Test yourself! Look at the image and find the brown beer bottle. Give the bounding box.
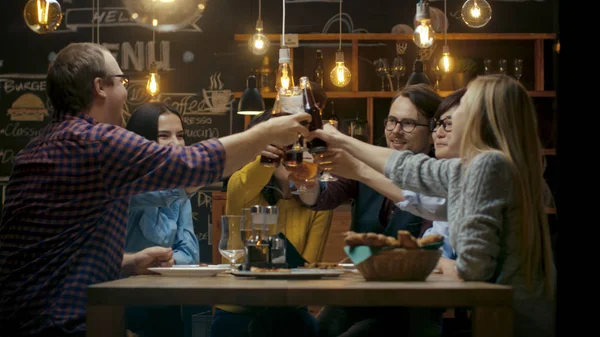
[299,77,327,154]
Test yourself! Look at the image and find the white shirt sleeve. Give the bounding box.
[395,190,448,221]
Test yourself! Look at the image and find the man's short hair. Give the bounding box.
[47,42,111,118]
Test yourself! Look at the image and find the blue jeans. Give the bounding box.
[211,307,318,337]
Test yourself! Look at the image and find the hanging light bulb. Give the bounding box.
[249,19,270,55]
[439,0,453,73]
[330,51,351,88]
[329,0,351,87]
[461,0,492,28]
[147,62,160,98]
[413,0,435,48]
[276,47,294,90]
[439,45,454,73]
[24,0,63,34]
[248,0,270,55]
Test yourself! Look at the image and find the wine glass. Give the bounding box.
[391,54,406,91]
[484,59,493,75]
[513,58,523,82]
[219,215,246,272]
[318,120,339,182]
[373,58,389,91]
[498,59,507,76]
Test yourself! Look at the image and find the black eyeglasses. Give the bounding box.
[430,116,453,132]
[384,117,429,133]
[108,74,130,88]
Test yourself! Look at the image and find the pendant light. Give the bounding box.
[249,0,270,55]
[276,0,293,91]
[438,0,454,73]
[413,0,435,49]
[147,3,160,99]
[238,75,265,115]
[330,0,351,88]
[24,0,63,34]
[461,0,492,28]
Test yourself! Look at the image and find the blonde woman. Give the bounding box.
[311,75,556,337]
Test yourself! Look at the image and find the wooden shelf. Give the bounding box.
[234,91,556,99]
[234,33,556,42]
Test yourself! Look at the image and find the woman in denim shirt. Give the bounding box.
[124,102,200,337]
[124,102,200,265]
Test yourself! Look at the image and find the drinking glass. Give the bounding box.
[319,120,339,182]
[219,215,246,272]
[292,151,322,195]
[391,54,406,91]
[374,58,389,91]
[484,59,493,75]
[498,59,507,75]
[514,58,523,82]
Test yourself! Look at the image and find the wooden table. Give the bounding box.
[87,273,513,337]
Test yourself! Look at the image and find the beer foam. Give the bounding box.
[279,94,304,114]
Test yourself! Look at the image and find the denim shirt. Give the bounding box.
[395,190,456,259]
[126,189,200,264]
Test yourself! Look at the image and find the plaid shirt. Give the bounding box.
[0,114,225,335]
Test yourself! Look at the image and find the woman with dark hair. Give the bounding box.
[125,102,200,265]
[124,102,200,337]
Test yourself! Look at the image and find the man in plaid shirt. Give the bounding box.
[0,43,311,337]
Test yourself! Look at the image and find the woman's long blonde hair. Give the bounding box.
[460,75,554,296]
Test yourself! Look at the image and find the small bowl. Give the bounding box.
[355,248,441,281]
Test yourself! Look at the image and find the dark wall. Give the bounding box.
[0,0,558,262]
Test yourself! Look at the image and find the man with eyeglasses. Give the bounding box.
[0,42,311,337]
[299,84,443,337]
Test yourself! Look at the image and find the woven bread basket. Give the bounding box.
[355,248,442,281]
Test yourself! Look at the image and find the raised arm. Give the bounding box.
[298,176,358,210]
[454,152,509,282]
[383,150,460,198]
[100,112,311,198]
[395,190,448,221]
[225,156,276,214]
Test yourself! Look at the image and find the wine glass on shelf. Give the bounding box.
[219,215,246,272]
[513,58,523,82]
[391,54,406,91]
[484,59,493,75]
[374,58,389,91]
[498,59,507,76]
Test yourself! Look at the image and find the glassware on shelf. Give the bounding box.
[391,54,406,91]
[498,59,507,76]
[513,58,523,82]
[219,215,246,272]
[484,59,493,75]
[374,58,390,91]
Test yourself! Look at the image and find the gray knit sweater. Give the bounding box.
[385,150,556,337]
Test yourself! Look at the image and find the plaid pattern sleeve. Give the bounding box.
[0,115,226,336]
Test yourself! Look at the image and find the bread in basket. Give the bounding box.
[344,230,443,281]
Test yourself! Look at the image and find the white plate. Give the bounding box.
[232,268,344,279]
[337,263,356,269]
[148,266,227,277]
